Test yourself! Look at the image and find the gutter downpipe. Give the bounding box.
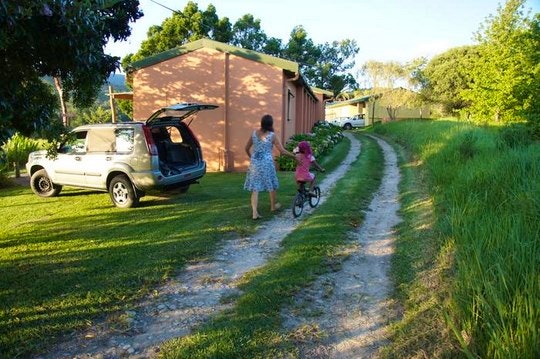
[284,71,300,143]
[224,52,231,172]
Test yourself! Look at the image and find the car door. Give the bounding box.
[52,130,89,185]
[83,127,119,189]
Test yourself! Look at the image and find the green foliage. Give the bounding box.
[72,105,113,126]
[421,46,480,116]
[1,0,142,139]
[231,14,267,51]
[375,119,540,358]
[1,133,44,173]
[464,0,539,123]
[117,99,133,120]
[293,37,360,94]
[277,122,344,171]
[127,1,232,63]
[0,78,58,141]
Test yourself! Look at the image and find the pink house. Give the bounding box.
[128,38,332,172]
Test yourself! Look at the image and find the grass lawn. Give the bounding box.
[0,137,350,357]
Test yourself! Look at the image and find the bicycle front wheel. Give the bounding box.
[292,193,304,218]
[309,186,321,207]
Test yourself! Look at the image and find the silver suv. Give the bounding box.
[26,103,217,208]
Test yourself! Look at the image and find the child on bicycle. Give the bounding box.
[294,141,325,196]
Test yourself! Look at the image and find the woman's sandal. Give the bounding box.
[271,203,282,212]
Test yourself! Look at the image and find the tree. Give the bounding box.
[308,40,359,95]
[421,46,480,116]
[231,14,268,52]
[463,0,539,123]
[262,37,284,57]
[282,26,320,72]
[361,60,421,121]
[125,2,232,64]
[283,26,358,94]
[1,0,142,140]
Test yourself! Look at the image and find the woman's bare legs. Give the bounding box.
[251,191,260,219]
[270,190,281,211]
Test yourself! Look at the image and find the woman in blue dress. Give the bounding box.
[244,114,296,219]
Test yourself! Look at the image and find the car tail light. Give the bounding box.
[142,125,158,155]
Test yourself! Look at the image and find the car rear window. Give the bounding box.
[115,128,134,153]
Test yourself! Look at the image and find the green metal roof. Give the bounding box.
[128,38,299,74]
[311,87,334,97]
[326,95,372,108]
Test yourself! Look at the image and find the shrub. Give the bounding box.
[277,122,343,171]
[1,133,44,177]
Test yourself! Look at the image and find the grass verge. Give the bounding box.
[373,119,539,358]
[158,134,385,358]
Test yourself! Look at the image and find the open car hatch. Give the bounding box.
[146,103,218,126]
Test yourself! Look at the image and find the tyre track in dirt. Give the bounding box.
[282,135,402,358]
[39,133,362,359]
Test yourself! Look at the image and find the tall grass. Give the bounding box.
[375,119,539,358]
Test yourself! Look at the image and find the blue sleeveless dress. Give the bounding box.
[244,131,279,192]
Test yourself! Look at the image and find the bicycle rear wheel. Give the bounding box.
[309,186,321,207]
[292,193,304,217]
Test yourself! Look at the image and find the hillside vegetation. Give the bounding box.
[374,119,539,358]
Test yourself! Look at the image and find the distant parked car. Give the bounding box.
[327,114,365,130]
[26,103,218,208]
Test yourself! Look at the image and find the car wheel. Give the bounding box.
[343,123,352,130]
[109,175,140,208]
[30,169,62,197]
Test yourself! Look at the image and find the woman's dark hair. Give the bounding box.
[260,114,274,132]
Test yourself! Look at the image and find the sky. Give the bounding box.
[105,0,540,76]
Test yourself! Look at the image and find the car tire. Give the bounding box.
[30,169,62,197]
[109,174,140,208]
[343,123,352,130]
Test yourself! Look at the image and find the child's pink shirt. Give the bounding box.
[295,153,315,182]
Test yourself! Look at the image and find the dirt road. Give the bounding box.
[282,135,401,358]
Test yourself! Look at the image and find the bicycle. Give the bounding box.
[292,181,321,218]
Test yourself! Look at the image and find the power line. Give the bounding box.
[149,0,182,16]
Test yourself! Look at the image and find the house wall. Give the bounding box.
[291,86,324,136]
[133,48,285,172]
[370,102,430,121]
[326,103,366,120]
[326,100,429,125]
